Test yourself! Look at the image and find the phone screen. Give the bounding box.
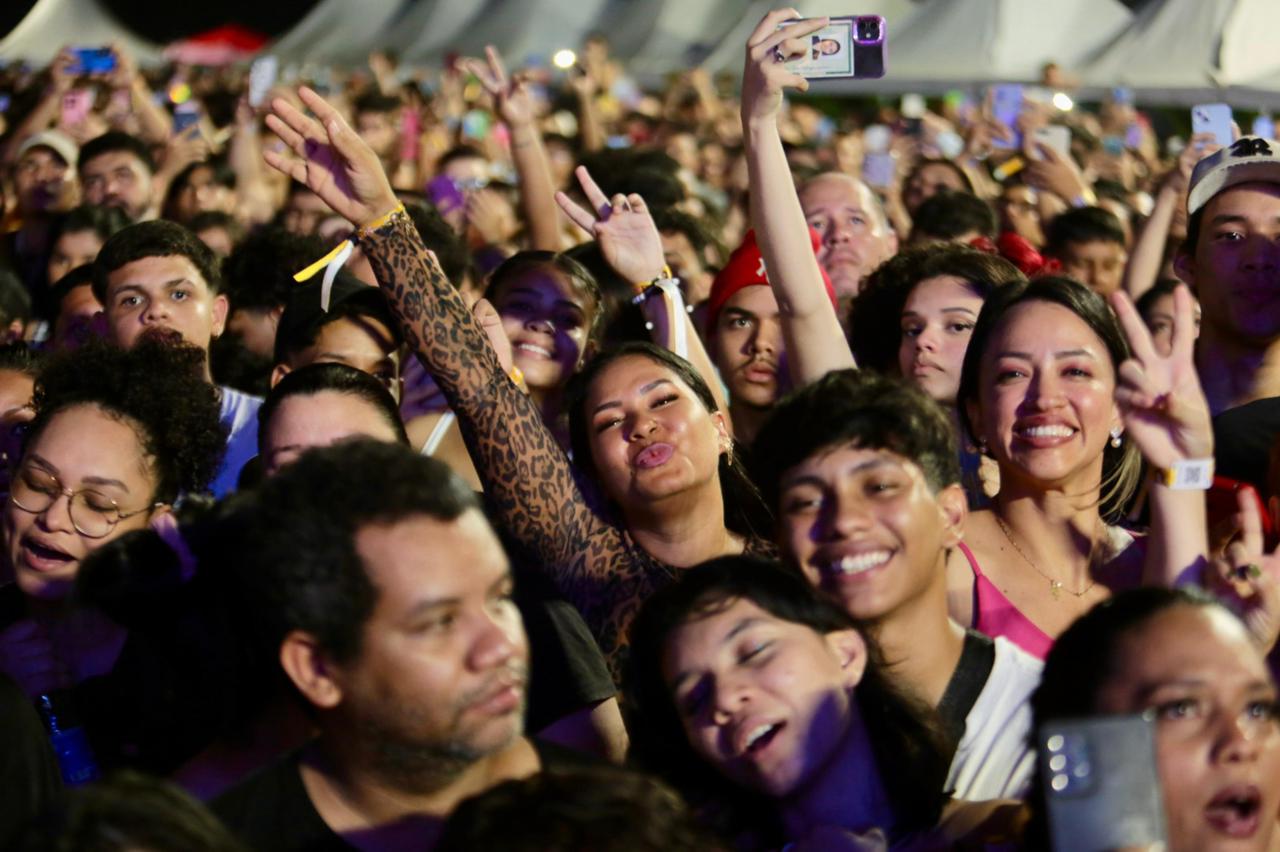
[1191,104,1234,147]
[781,16,885,80]
[72,47,116,75]
[991,84,1024,150]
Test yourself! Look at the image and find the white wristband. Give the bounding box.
[1155,458,1214,490]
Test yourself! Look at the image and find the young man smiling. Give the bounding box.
[753,369,1040,799]
[92,220,259,495]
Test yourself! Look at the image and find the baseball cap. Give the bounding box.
[273,271,399,365]
[1187,136,1280,216]
[17,130,78,168]
[705,228,837,335]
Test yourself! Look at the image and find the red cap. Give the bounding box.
[704,228,837,335]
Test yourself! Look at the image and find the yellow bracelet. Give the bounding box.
[508,366,525,387]
[633,265,673,294]
[355,203,407,240]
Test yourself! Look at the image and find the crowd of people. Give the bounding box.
[1,7,1280,850]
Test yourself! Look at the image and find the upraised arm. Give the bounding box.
[1111,285,1211,588]
[555,166,732,419]
[464,47,564,252]
[741,9,855,385]
[264,87,603,581]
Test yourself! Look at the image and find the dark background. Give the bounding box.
[1,0,318,44]
[2,0,1155,47]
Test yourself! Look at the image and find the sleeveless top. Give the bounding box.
[958,541,1054,660]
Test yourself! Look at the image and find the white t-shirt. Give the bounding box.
[211,386,262,497]
[946,635,1042,801]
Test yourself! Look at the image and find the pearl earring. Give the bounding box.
[1109,427,1123,448]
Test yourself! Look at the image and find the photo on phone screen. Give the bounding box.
[782,15,885,80]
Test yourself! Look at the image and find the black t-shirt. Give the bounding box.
[0,672,62,847]
[1213,397,1280,493]
[212,739,596,851]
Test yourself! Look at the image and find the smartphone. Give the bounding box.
[1191,103,1234,147]
[248,55,278,109]
[901,93,925,137]
[1111,86,1135,106]
[70,47,116,75]
[1253,114,1276,140]
[60,89,93,127]
[1032,125,1071,159]
[1040,715,1167,852]
[781,16,886,80]
[990,84,1024,150]
[172,104,200,137]
[862,152,896,189]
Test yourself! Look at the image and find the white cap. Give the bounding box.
[16,130,78,168]
[1188,136,1280,215]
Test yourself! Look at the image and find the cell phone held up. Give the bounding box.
[70,47,116,76]
[780,15,886,80]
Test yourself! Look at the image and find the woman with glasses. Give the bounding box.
[0,335,224,768]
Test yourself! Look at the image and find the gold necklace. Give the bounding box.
[993,514,1096,600]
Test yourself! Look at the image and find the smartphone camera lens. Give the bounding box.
[857,18,880,41]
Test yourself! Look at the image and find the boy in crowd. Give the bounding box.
[92,220,258,495]
[1176,136,1280,413]
[1045,206,1129,297]
[753,369,1040,799]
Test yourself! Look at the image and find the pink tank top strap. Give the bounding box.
[958,541,1054,660]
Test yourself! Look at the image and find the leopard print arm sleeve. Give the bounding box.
[359,213,612,588]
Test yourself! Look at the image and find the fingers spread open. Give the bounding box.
[748,8,804,46]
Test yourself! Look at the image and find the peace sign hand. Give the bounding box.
[1206,486,1280,652]
[462,46,535,128]
[1110,284,1213,469]
[554,165,665,284]
[263,86,399,227]
[742,9,829,124]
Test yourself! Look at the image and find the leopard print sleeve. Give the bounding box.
[359,213,617,596]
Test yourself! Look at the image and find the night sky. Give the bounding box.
[2,0,319,43]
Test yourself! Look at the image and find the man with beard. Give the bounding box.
[79,131,158,223]
[799,171,897,306]
[704,229,835,448]
[213,439,574,851]
[92,220,259,494]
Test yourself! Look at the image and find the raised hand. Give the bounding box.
[554,165,664,284]
[1206,486,1280,652]
[263,86,399,226]
[462,46,535,129]
[1110,284,1213,469]
[742,9,828,123]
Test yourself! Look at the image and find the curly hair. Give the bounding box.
[850,244,1025,372]
[24,335,227,501]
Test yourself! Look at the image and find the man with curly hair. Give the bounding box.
[92,220,259,495]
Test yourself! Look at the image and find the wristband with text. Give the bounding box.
[1153,458,1214,490]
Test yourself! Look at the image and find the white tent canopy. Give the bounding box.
[0,0,161,65]
[265,0,410,67]
[816,0,1130,96]
[1079,0,1280,104]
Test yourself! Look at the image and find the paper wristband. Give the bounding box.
[1155,458,1213,490]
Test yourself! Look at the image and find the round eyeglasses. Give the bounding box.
[9,465,163,539]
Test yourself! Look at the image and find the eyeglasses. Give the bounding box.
[9,465,163,539]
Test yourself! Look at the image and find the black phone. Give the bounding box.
[1040,714,1167,851]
